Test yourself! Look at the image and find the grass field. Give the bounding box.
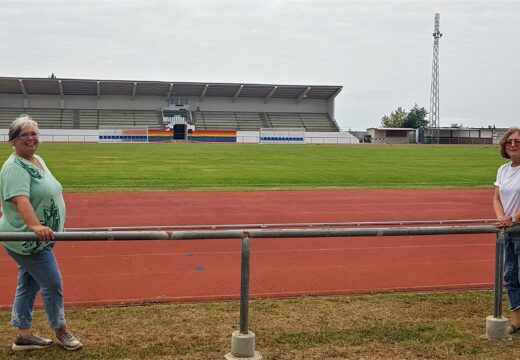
[0,142,512,359]
[1,291,519,360]
[0,143,504,192]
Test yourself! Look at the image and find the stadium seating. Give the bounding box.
[235,112,264,130]
[78,109,99,129]
[29,109,75,129]
[0,108,162,130]
[80,110,161,130]
[0,108,25,128]
[192,111,338,132]
[193,111,238,130]
[0,107,338,132]
[300,113,338,132]
[133,111,162,129]
[0,108,75,129]
[266,112,305,128]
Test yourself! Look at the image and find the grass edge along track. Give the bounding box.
[1,142,503,192]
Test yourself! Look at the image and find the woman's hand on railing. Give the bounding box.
[29,224,55,242]
[496,214,513,228]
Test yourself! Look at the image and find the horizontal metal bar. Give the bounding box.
[1,225,518,242]
[0,231,170,241]
[170,225,504,240]
[66,218,496,232]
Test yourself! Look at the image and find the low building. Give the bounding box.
[366,127,416,144]
[421,127,509,145]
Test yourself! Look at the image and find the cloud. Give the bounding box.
[0,0,519,130]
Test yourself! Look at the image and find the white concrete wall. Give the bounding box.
[236,131,359,144]
[236,131,259,143]
[305,131,359,144]
[0,129,99,142]
[0,128,360,144]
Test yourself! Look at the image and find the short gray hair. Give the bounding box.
[8,114,39,144]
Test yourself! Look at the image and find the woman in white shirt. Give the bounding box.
[493,127,520,334]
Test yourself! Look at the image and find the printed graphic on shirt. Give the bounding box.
[20,240,44,255]
[42,199,60,231]
[19,200,60,255]
[14,158,42,179]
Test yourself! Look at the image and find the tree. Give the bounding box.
[403,104,428,129]
[380,107,407,128]
[381,104,429,129]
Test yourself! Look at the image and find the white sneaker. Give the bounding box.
[12,334,53,351]
[56,331,82,351]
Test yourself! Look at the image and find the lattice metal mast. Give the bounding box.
[429,13,442,143]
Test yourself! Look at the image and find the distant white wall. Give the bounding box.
[236,131,359,144]
[236,131,259,143]
[0,128,360,144]
[305,131,359,144]
[0,129,99,142]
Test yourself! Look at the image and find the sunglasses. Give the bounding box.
[506,139,520,146]
[18,131,40,140]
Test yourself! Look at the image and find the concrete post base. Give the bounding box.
[485,315,511,340]
[224,331,262,360]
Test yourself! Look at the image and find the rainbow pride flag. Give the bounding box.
[188,130,236,143]
[148,130,173,142]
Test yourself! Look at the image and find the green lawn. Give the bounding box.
[0,143,512,359]
[1,291,519,360]
[0,143,505,192]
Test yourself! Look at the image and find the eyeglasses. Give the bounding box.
[18,131,39,140]
[506,139,520,146]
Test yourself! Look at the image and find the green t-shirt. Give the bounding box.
[0,154,66,255]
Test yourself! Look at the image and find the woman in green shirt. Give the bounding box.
[1,115,82,351]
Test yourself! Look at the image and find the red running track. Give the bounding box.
[0,189,497,308]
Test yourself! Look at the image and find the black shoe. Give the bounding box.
[12,335,53,351]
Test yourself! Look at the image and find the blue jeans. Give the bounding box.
[504,232,520,311]
[6,246,66,330]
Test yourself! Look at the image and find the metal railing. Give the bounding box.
[2,224,516,358]
[66,218,496,232]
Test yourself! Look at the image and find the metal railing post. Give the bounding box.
[494,230,506,318]
[485,229,509,340]
[225,233,261,359]
[240,233,251,334]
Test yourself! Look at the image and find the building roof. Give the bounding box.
[0,76,342,101]
[366,127,416,131]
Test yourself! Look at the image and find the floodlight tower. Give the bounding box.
[429,13,442,143]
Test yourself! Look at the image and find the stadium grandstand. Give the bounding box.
[0,77,343,133]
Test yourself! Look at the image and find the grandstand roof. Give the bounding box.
[367,127,416,131]
[0,77,342,101]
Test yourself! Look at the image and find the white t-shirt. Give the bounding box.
[495,162,520,217]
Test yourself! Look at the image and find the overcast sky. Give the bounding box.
[1,0,518,130]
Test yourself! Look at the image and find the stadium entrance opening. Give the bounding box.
[173,124,187,140]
